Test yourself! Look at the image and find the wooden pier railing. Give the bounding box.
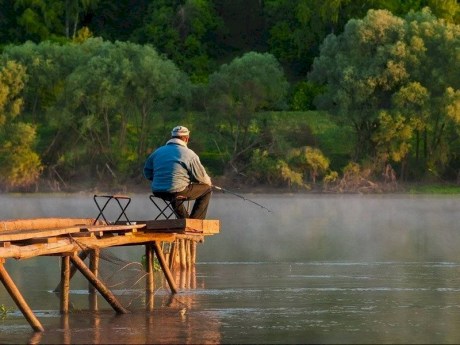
[0,217,220,332]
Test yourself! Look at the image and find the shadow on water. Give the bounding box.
[0,194,460,343]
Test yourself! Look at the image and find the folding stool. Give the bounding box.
[149,194,191,220]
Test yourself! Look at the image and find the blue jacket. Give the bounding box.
[143,138,212,193]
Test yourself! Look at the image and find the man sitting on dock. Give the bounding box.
[143,126,212,219]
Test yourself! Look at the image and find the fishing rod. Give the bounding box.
[212,185,273,214]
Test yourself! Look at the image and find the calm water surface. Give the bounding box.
[0,193,460,344]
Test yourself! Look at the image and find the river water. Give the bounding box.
[0,193,460,344]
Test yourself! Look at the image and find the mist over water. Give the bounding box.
[1,193,460,344]
[3,193,458,262]
[201,193,460,263]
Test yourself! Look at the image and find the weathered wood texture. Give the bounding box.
[0,233,180,259]
[153,241,178,294]
[0,218,217,259]
[0,217,219,332]
[81,224,146,233]
[69,254,128,314]
[0,263,44,332]
[0,218,101,231]
[0,227,82,242]
[60,256,70,313]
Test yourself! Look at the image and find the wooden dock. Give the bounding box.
[0,216,220,332]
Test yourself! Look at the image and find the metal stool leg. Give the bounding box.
[93,195,132,224]
[149,195,189,219]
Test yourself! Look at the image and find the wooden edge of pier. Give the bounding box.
[0,217,220,332]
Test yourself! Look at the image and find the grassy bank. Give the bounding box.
[407,184,460,195]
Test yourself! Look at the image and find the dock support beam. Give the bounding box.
[89,248,100,310]
[153,241,178,294]
[145,244,154,311]
[0,261,44,332]
[60,256,70,313]
[179,239,186,270]
[69,254,128,314]
[169,240,177,271]
[54,250,89,293]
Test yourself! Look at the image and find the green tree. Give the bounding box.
[310,8,460,179]
[1,39,186,185]
[0,60,42,190]
[0,61,25,126]
[264,0,460,77]
[51,39,186,180]
[64,0,99,39]
[12,0,98,42]
[287,146,330,184]
[132,0,222,82]
[206,52,288,174]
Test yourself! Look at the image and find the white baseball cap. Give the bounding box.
[171,126,190,137]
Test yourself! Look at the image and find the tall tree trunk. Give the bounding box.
[65,0,70,38]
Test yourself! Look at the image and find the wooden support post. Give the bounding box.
[54,250,89,292]
[88,248,100,310]
[186,263,191,288]
[28,331,43,345]
[91,312,101,344]
[191,266,196,289]
[60,314,71,344]
[163,242,170,267]
[152,241,178,294]
[186,240,191,269]
[89,248,100,294]
[69,254,128,314]
[191,241,197,265]
[145,243,154,311]
[60,255,70,314]
[169,241,178,271]
[0,262,44,332]
[180,269,186,289]
[179,239,186,270]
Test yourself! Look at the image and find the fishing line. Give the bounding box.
[212,185,273,214]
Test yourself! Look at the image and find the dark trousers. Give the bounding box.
[154,183,212,219]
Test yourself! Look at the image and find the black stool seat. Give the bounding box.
[149,193,190,220]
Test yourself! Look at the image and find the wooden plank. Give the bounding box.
[0,232,177,259]
[0,231,201,260]
[0,241,77,260]
[137,219,220,234]
[0,218,102,232]
[21,237,58,245]
[197,220,220,234]
[0,227,82,242]
[81,224,145,232]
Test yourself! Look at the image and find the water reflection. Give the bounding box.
[16,265,221,345]
[1,194,460,344]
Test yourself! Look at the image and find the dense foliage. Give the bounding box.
[0,1,459,191]
[310,8,460,181]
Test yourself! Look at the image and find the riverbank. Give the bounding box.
[12,177,460,195]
